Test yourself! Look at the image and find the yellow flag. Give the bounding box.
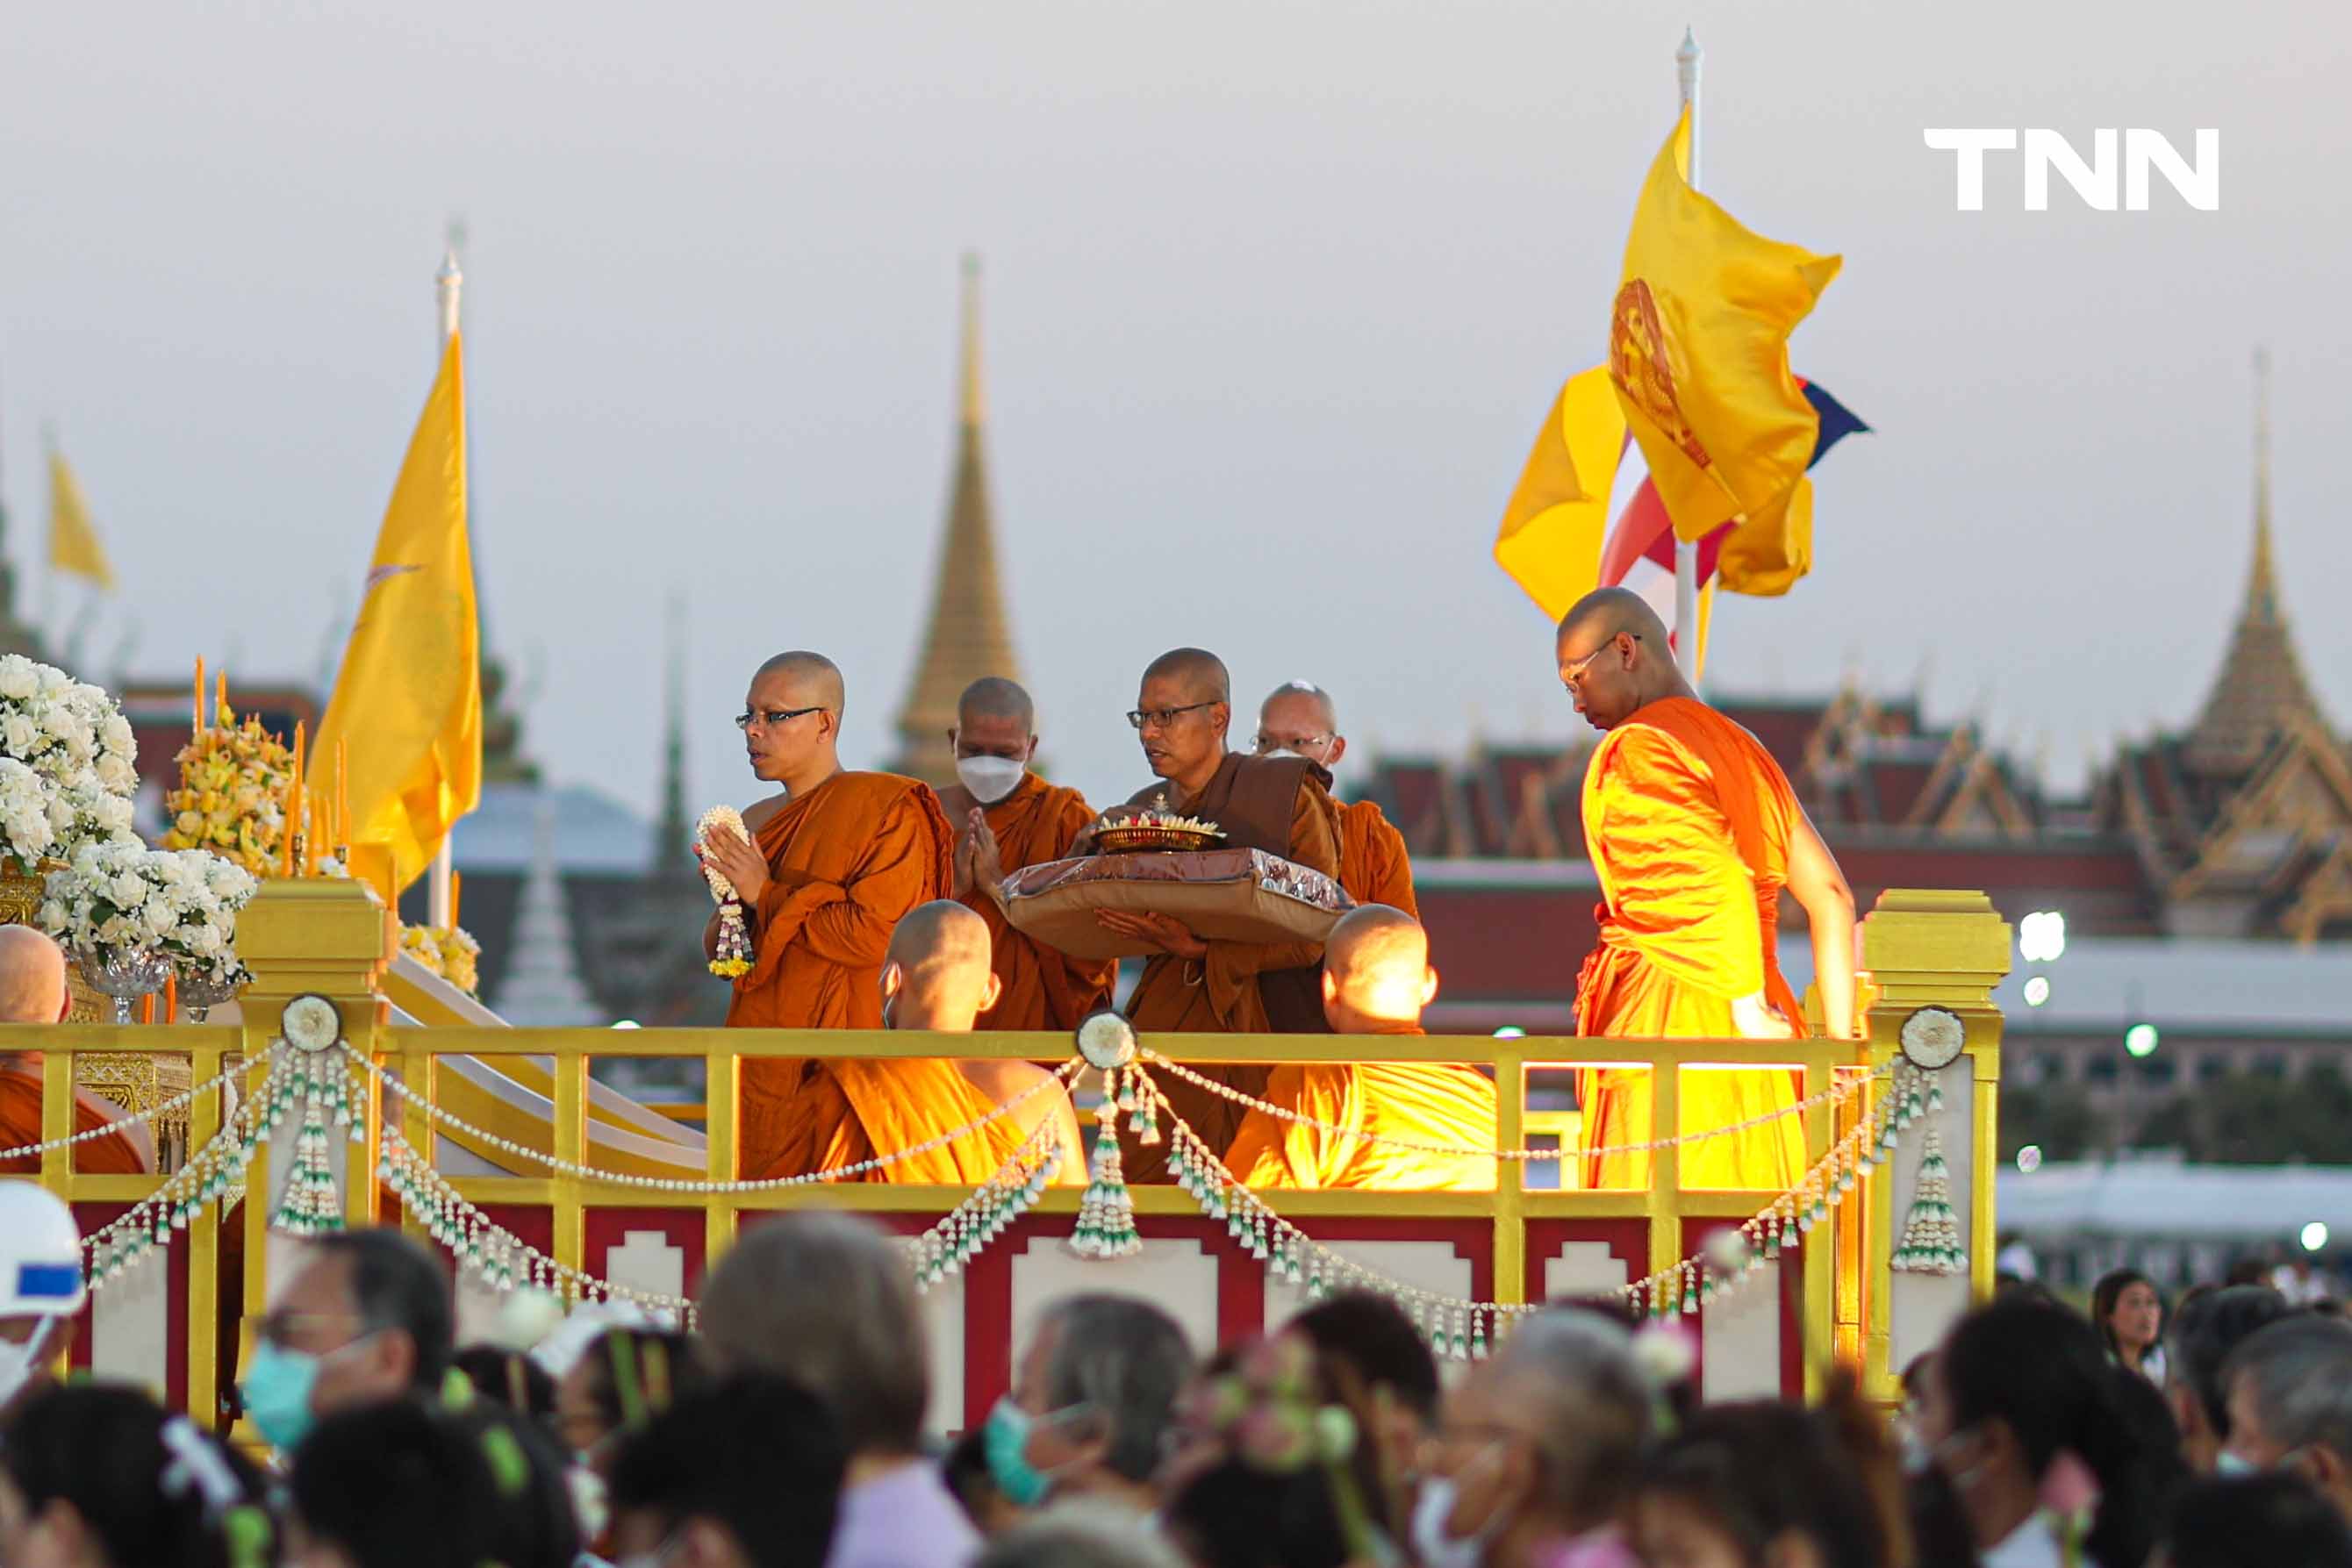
[1611,109,1840,546]
[47,451,117,590]
[313,333,480,893]
[1492,366,1627,621]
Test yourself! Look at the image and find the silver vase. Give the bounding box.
[75,946,171,1025]
[175,966,242,1024]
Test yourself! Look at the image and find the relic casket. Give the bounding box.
[1001,846,1354,962]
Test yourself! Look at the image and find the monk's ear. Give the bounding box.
[1325,735,1347,768]
[1023,734,1039,765]
[1321,970,1338,1006]
[945,725,959,752]
[1419,965,1439,1008]
[1210,702,1230,740]
[980,973,1002,1012]
[879,963,903,1006]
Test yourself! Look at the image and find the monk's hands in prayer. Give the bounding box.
[1097,911,1208,959]
[1731,992,1796,1041]
[961,808,1007,903]
[700,824,771,907]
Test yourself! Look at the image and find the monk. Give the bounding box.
[0,927,151,1177]
[1098,648,1343,1180]
[882,900,1086,1182]
[1253,680,1416,916]
[1225,906,1495,1191]
[701,652,1022,1183]
[940,677,1116,1032]
[1556,589,1857,1192]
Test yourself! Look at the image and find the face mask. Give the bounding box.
[1410,1474,1499,1568]
[241,1332,374,1453]
[956,756,1025,805]
[569,1464,611,1542]
[2216,1449,2257,1478]
[985,1396,1053,1507]
[0,1318,57,1409]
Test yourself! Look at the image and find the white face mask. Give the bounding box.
[1410,1469,1502,1568]
[0,1318,57,1409]
[568,1463,611,1541]
[956,755,1026,805]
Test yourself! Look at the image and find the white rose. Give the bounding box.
[109,872,147,908]
[46,796,74,832]
[0,713,37,755]
[34,900,67,932]
[143,901,176,937]
[0,663,37,702]
[35,666,71,698]
[101,716,133,756]
[95,755,134,793]
[38,705,78,743]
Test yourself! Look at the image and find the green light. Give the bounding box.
[2124,1023,2160,1058]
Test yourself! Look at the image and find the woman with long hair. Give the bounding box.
[2090,1270,2167,1384]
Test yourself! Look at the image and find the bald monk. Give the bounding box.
[1225,906,1495,1190]
[1253,680,1416,917]
[1097,648,1343,1180]
[1556,589,1858,1192]
[0,927,152,1176]
[880,901,1087,1182]
[941,677,1116,1032]
[701,652,1019,1182]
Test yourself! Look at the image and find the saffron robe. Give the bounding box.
[1225,1030,1495,1191]
[0,1061,151,1175]
[726,771,1027,1184]
[1574,698,1806,1192]
[945,774,1116,1034]
[1337,799,1417,918]
[1119,754,1343,1180]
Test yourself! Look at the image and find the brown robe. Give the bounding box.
[944,773,1116,1035]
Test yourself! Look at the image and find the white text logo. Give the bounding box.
[1923,128,2219,211]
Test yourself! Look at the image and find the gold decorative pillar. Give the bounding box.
[1854,889,2010,1401]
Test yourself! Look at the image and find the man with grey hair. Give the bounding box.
[1414,1307,1651,1568]
[987,1294,1194,1518]
[976,1499,1189,1568]
[2225,1314,2352,1524]
[699,1213,979,1567]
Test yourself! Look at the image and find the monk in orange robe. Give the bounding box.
[1227,906,1494,1190]
[0,927,150,1176]
[1555,589,1857,1192]
[1094,648,1342,1180]
[1252,679,1416,916]
[702,652,1036,1183]
[939,677,1115,1033]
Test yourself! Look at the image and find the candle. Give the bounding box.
[139,992,154,1026]
[216,671,227,728]
[165,975,178,1026]
[193,657,204,739]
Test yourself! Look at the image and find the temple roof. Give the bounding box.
[887,255,1022,788]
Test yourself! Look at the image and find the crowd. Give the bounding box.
[4,1181,2352,1568]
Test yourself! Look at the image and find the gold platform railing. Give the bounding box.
[0,880,2009,1428]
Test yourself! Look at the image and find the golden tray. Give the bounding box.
[1094,826,1228,855]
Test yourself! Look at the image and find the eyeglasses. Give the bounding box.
[735,706,826,732]
[1253,733,1336,754]
[1127,702,1219,732]
[1561,632,1639,690]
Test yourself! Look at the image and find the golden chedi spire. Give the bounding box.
[887,254,1022,786]
[2184,348,2334,775]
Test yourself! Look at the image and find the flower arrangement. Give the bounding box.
[1105,809,1222,835]
[162,702,297,877]
[695,805,753,977]
[401,924,482,997]
[39,840,259,983]
[0,655,140,874]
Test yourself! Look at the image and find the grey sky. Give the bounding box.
[4,0,2342,829]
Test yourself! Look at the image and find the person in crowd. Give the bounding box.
[994,1293,1196,1517]
[975,1499,1191,1568]
[240,1227,456,1453]
[2224,1257,2272,1289]
[1286,1290,1442,1514]
[453,1343,557,1422]
[2164,1285,2288,1475]
[698,1213,976,1567]
[1912,1296,2182,1567]
[555,1327,701,1471]
[287,1400,577,1568]
[1158,1332,1402,1568]
[606,1372,847,1568]
[2091,1268,2167,1383]
[0,1184,90,1426]
[1415,1307,1651,1568]
[0,1382,275,1568]
[2274,1254,2332,1307]
[1994,1231,2040,1282]
[945,1426,1025,1537]
[2222,1314,2352,1525]
[2151,1472,2352,1568]
[1631,1379,1906,1568]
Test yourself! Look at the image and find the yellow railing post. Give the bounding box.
[1491,1041,1526,1306]
[1856,889,2011,1401]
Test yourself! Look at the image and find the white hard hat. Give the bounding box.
[0,1184,85,1319]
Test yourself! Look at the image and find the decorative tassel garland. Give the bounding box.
[1069,1068,1142,1259]
[1892,1065,1967,1275]
[269,1045,358,1237]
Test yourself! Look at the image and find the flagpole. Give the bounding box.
[427,243,463,929]
[1673,26,1703,689]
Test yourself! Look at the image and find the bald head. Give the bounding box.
[1555,587,1669,648]
[754,651,846,713]
[1261,681,1336,731]
[0,927,68,1024]
[1320,906,1436,1033]
[1554,588,1683,733]
[881,901,1000,1031]
[1255,681,1345,770]
[1140,648,1230,705]
[957,677,1035,732]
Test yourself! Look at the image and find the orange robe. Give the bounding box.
[1337,800,1417,918]
[0,1061,150,1175]
[949,774,1116,1034]
[1122,755,1343,1180]
[1226,1031,1495,1192]
[726,771,1026,1184]
[1574,698,1806,1192]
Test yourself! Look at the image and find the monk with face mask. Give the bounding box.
[1253,680,1416,919]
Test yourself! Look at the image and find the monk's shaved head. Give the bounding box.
[1555,587,1669,649]
[1141,648,1230,705]
[957,677,1034,732]
[1554,587,1684,733]
[755,650,846,713]
[881,900,998,1029]
[1321,906,1437,1031]
[1260,680,1337,732]
[0,927,68,1024]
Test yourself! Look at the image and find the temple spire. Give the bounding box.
[652,593,691,882]
[886,254,1022,787]
[2183,347,2332,773]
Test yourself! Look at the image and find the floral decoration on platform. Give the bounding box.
[39,840,259,986]
[163,702,297,877]
[401,924,482,997]
[0,655,140,874]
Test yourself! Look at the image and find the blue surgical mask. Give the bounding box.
[2217,1450,2257,1477]
[984,1396,1051,1507]
[240,1339,324,1452]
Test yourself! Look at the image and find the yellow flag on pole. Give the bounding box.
[1610,108,1840,545]
[1492,366,1628,621]
[312,333,481,893]
[47,450,117,591]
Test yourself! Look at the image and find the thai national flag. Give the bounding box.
[1594,380,1868,654]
